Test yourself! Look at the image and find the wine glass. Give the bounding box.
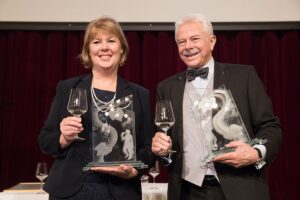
[67,88,88,141]
[35,162,48,193]
[149,161,160,184]
[155,100,176,153]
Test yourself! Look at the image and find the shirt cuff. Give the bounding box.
[253,144,266,160]
[253,144,267,169]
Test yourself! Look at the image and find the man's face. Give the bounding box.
[176,21,216,68]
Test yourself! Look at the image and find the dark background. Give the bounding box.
[0,27,299,200]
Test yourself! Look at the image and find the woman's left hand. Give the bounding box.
[90,164,138,179]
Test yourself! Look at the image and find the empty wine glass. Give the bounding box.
[149,161,160,185]
[155,100,176,153]
[35,162,48,193]
[67,88,88,141]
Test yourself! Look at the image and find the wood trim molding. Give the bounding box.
[0,22,299,31]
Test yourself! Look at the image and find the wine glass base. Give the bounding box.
[167,150,176,153]
[36,190,47,194]
[161,151,175,163]
[74,136,85,141]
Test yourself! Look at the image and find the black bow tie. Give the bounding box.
[186,67,209,82]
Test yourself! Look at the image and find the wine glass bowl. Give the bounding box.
[35,162,48,193]
[67,88,88,140]
[155,100,175,132]
[155,100,176,153]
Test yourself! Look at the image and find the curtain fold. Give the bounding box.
[0,29,299,199]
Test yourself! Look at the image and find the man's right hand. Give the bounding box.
[151,132,173,156]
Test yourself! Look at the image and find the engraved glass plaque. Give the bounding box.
[189,87,267,163]
[83,95,148,171]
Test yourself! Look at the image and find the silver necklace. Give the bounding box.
[91,86,116,113]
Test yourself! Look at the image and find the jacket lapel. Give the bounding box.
[171,72,186,151]
[116,76,131,99]
[214,62,229,89]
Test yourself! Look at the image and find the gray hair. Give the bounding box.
[175,13,214,40]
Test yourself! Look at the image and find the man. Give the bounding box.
[151,13,282,200]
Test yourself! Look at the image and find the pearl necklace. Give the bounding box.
[91,86,116,113]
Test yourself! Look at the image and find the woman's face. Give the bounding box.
[89,30,123,72]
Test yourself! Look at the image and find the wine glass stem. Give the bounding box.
[40,180,43,192]
[153,177,155,184]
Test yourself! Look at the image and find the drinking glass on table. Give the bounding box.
[35,162,48,193]
[67,88,88,141]
[155,100,176,153]
[149,161,160,186]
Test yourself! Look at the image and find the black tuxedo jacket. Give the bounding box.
[39,74,155,199]
[157,62,282,200]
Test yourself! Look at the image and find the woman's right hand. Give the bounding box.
[59,116,84,148]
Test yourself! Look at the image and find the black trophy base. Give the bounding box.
[83,161,148,171]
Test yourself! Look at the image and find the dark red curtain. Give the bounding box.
[0,29,299,200]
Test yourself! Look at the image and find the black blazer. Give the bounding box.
[157,62,282,200]
[39,74,155,199]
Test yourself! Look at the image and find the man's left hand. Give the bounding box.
[213,141,260,168]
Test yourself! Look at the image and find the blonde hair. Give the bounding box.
[80,16,129,69]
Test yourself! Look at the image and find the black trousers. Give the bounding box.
[180,176,227,200]
[49,174,115,200]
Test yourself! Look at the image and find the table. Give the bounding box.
[0,182,167,200]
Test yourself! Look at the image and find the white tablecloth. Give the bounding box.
[0,193,48,200]
[0,183,167,200]
[142,183,167,200]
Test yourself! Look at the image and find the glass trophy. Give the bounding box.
[83,95,148,171]
[189,86,267,163]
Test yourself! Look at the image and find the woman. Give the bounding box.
[39,16,155,200]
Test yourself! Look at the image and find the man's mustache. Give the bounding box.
[182,49,198,56]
